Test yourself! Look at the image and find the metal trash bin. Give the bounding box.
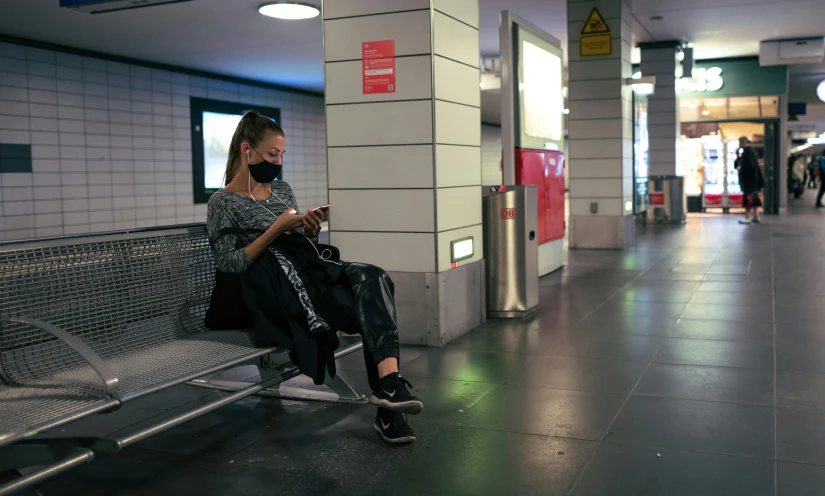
[647,175,687,224]
[482,185,539,318]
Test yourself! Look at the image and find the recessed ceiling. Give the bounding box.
[0,0,822,96]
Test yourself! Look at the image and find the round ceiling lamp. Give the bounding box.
[817,79,825,103]
[259,2,320,20]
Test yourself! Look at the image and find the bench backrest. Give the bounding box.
[0,225,215,385]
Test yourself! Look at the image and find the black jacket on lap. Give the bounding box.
[206,233,359,384]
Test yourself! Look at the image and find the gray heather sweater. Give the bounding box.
[206,181,311,273]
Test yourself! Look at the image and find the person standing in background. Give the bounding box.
[808,155,819,189]
[736,137,764,224]
[816,154,825,208]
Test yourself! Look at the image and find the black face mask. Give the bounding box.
[247,148,282,183]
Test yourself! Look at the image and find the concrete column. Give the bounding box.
[639,42,681,176]
[566,0,634,249]
[322,1,484,346]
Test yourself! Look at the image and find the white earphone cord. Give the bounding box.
[246,168,339,265]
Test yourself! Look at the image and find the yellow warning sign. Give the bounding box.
[580,7,612,56]
[580,7,611,35]
[580,34,612,57]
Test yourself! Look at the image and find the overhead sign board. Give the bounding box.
[580,7,612,57]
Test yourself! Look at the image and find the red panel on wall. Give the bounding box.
[514,149,565,244]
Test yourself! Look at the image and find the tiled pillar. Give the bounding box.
[322,1,484,346]
[639,42,681,176]
[567,0,634,249]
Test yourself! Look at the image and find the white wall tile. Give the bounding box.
[433,12,479,68]
[329,189,434,232]
[324,11,431,62]
[0,41,327,241]
[435,100,480,146]
[433,56,480,108]
[323,0,429,19]
[435,144,481,188]
[327,100,432,147]
[325,56,432,105]
[436,186,482,232]
[328,145,434,189]
[330,231,435,273]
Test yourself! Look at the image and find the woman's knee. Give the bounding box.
[347,263,390,285]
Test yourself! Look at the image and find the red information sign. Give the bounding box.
[649,192,664,207]
[362,40,396,94]
[500,208,517,220]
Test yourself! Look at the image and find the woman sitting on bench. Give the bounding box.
[206,111,423,444]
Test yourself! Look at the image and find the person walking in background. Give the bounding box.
[817,154,825,208]
[736,136,764,224]
[808,155,819,189]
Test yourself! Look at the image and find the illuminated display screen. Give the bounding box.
[516,29,564,151]
[190,98,280,204]
[202,111,243,190]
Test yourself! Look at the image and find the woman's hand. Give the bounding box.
[303,208,324,236]
[271,208,305,234]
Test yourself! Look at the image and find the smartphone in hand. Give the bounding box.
[313,205,331,214]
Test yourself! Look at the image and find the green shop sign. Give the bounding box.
[679,58,787,97]
[633,58,788,97]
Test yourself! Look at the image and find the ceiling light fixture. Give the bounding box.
[817,79,825,103]
[259,2,319,20]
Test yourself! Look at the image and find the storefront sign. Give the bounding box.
[579,7,612,57]
[362,40,395,94]
[634,58,787,97]
[680,67,724,93]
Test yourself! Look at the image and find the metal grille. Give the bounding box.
[0,385,108,446]
[0,227,220,393]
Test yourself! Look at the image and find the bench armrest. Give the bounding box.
[0,316,119,397]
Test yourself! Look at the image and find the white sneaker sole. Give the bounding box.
[374,423,416,444]
[369,395,424,415]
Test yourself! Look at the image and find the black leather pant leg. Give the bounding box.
[342,262,400,391]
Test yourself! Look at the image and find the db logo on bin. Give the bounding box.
[500,208,517,220]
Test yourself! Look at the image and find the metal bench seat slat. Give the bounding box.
[0,330,271,448]
[0,386,116,448]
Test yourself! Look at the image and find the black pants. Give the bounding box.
[818,179,825,206]
[342,262,399,392]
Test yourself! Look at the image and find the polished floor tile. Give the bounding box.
[778,407,825,465]
[460,384,626,439]
[635,363,774,406]
[777,342,825,374]
[444,326,548,354]
[542,332,665,361]
[680,302,774,322]
[616,288,696,303]
[777,371,825,411]
[574,315,677,337]
[401,348,526,384]
[778,462,825,496]
[572,442,774,496]
[654,338,774,370]
[609,395,774,458]
[669,318,774,344]
[391,424,597,496]
[508,355,648,394]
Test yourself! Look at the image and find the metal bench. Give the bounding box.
[0,225,365,495]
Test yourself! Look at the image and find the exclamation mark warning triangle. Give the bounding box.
[580,7,611,35]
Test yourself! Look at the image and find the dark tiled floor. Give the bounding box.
[37,196,825,495]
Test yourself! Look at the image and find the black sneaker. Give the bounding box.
[374,409,416,444]
[370,373,424,414]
